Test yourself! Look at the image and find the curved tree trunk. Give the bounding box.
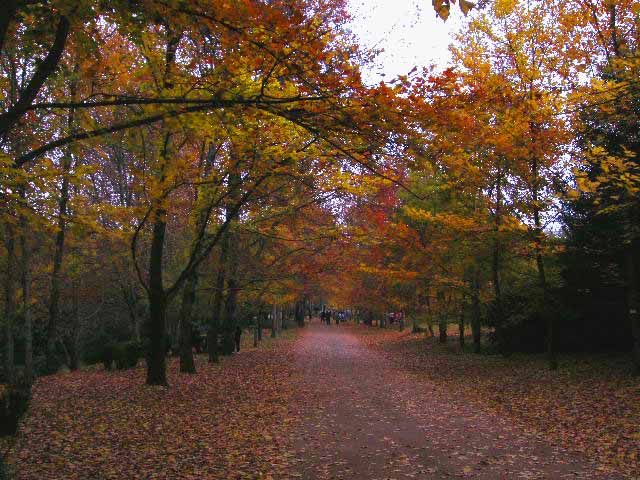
[144,30,181,386]
[146,207,168,386]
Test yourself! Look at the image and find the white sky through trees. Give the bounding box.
[347,0,467,83]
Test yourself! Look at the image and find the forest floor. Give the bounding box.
[4,322,639,479]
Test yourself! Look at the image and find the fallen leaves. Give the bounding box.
[361,325,640,479]
[6,335,303,480]
[5,324,638,479]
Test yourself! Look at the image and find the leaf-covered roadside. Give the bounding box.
[4,333,302,480]
[359,327,640,479]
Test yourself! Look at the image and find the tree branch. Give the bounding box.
[0,15,70,137]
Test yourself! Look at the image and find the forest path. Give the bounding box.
[288,323,623,480]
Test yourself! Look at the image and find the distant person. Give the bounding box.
[234,326,242,352]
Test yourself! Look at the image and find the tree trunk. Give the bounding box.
[46,69,78,374]
[208,239,228,363]
[3,225,16,383]
[492,168,506,354]
[146,208,168,386]
[271,304,277,338]
[471,273,482,354]
[178,273,197,373]
[19,211,33,381]
[207,224,232,363]
[221,235,239,356]
[295,300,304,327]
[69,275,80,371]
[458,304,465,348]
[532,155,556,370]
[535,236,555,370]
[438,291,447,344]
[624,244,640,375]
[439,316,447,344]
[253,324,258,348]
[46,156,71,373]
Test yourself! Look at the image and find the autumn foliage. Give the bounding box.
[0,0,639,478]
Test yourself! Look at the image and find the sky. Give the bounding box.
[346,0,468,84]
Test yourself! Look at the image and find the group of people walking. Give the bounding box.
[320,310,346,325]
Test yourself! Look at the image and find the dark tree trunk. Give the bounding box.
[438,292,447,344]
[295,300,305,327]
[19,209,33,380]
[458,303,465,349]
[46,157,71,373]
[253,322,258,347]
[535,238,555,370]
[46,73,77,373]
[221,236,239,356]
[179,273,197,373]
[208,242,227,363]
[531,154,556,370]
[69,276,80,371]
[492,168,506,354]
[146,208,168,386]
[271,305,277,338]
[439,317,447,344]
[3,225,16,383]
[471,273,482,354]
[208,229,229,363]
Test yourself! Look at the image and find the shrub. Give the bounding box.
[82,318,132,366]
[112,341,140,370]
[0,376,32,437]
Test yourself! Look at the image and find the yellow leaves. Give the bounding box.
[494,0,517,18]
[575,145,640,198]
[403,206,433,222]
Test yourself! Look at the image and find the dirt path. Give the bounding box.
[288,324,626,479]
